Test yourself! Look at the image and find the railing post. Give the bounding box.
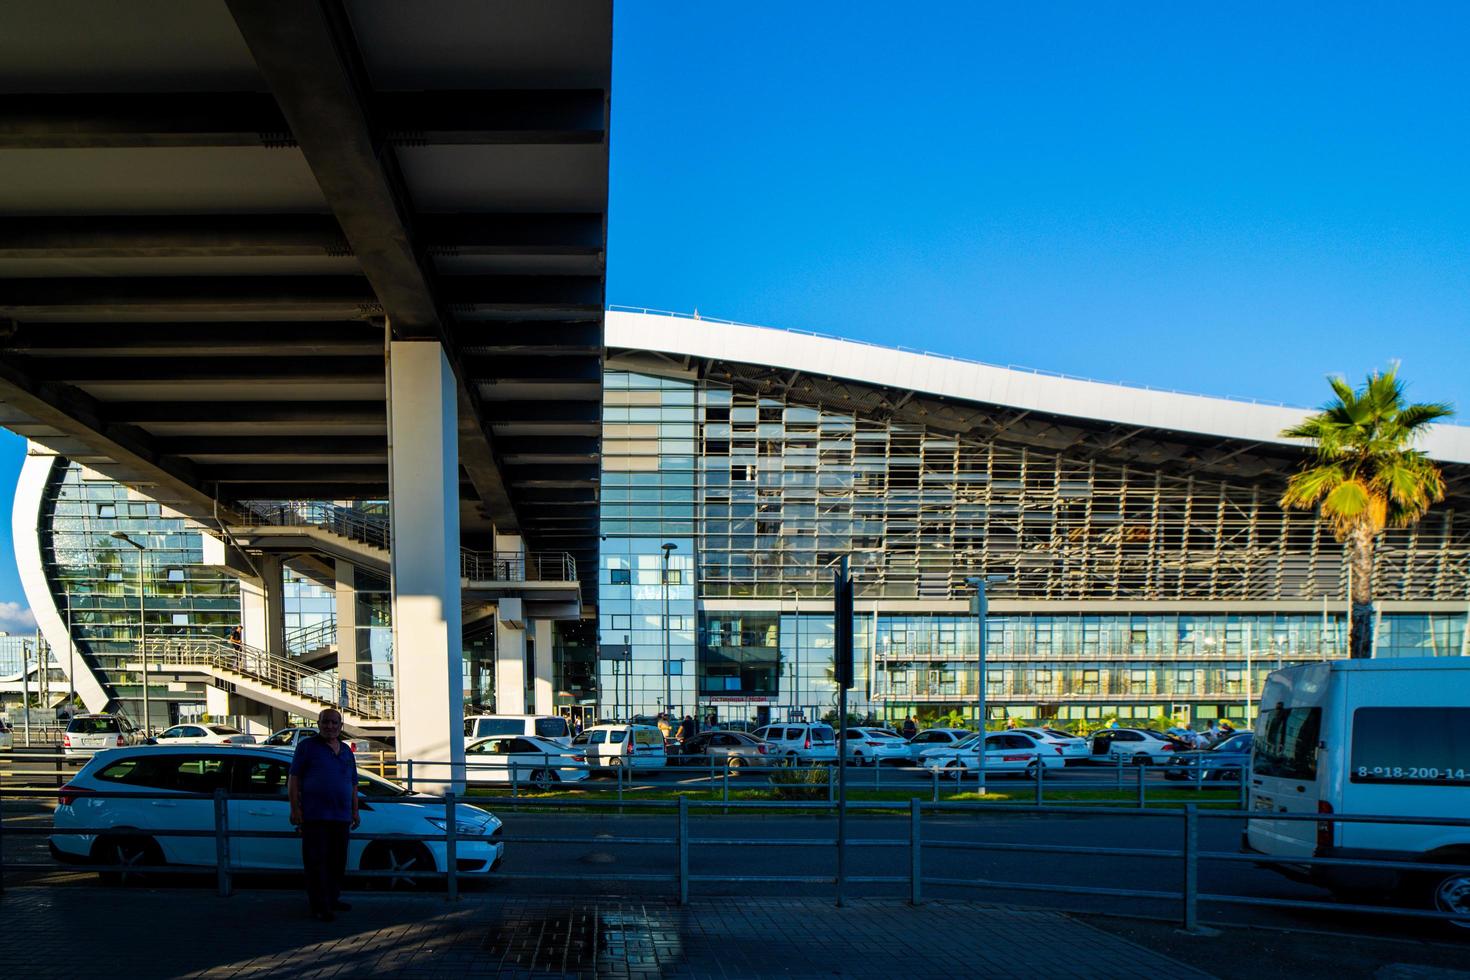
[722,764,730,813]
[909,797,922,905]
[1137,762,1146,808]
[1115,753,1123,789]
[677,794,689,905]
[511,763,518,799]
[827,764,835,806]
[1182,803,1199,932]
[213,788,232,897]
[0,791,8,895]
[616,763,624,808]
[444,791,459,902]
[1034,757,1044,806]
[1238,769,1248,809]
[406,759,415,793]
[931,766,939,803]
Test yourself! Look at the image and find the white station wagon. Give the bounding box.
[51,745,503,886]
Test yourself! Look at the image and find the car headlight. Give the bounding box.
[426,817,490,837]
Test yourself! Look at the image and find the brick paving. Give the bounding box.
[0,886,1214,979]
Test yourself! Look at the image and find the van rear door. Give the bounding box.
[1248,704,1324,857]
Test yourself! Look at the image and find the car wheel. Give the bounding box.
[945,760,966,781]
[726,756,744,772]
[360,840,434,890]
[530,768,558,790]
[607,757,623,768]
[851,752,864,767]
[1025,758,1042,777]
[1132,753,1150,767]
[94,834,163,886]
[1427,867,1470,929]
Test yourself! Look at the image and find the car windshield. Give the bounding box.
[207,726,241,735]
[67,717,121,734]
[357,771,412,798]
[1214,733,1252,753]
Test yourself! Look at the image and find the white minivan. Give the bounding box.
[1245,657,1470,922]
[463,714,572,746]
[582,723,667,769]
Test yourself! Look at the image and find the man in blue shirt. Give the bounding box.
[288,708,359,921]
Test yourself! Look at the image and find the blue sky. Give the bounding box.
[1,2,1467,622]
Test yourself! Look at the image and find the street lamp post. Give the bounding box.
[792,590,801,722]
[111,531,151,735]
[661,543,677,717]
[965,575,1007,795]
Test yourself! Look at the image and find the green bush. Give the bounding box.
[768,765,831,800]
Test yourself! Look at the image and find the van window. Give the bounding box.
[1253,707,1322,781]
[1350,707,1470,786]
[589,730,607,744]
[609,730,627,744]
[810,726,835,743]
[68,717,122,735]
[473,719,523,738]
[536,718,570,739]
[634,728,663,747]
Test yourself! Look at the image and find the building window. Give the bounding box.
[610,568,630,585]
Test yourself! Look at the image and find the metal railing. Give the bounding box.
[147,636,394,721]
[5,770,1466,931]
[460,549,576,583]
[237,500,390,551]
[284,618,337,656]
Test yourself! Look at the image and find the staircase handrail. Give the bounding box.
[237,500,390,551]
[284,617,338,655]
[147,636,394,721]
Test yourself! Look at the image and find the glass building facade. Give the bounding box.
[600,366,1470,728]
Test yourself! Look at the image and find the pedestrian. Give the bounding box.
[657,714,671,739]
[1006,716,1019,730]
[706,712,718,730]
[901,716,918,740]
[677,714,695,742]
[228,625,242,652]
[288,707,359,922]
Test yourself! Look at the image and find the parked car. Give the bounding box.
[1013,727,1090,765]
[463,734,588,787]
[50,744,504,885]
[62,713,141,763]
[841,728,911,766]
[151,724,256,746]
[916,731,985,767]
[1245,657,1470,924]
[1085,728,1183,766]
[1165,732,1254,781]
[463,714,572,746]
[751,723,838,765]
[671,730,769,770]
[582,723,668,769]
[901,728,973,764]
[262,727,387,756]
[922,732,1060,779]
[0,719,13,752]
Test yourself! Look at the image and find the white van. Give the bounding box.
[1245,657,1470,920]
[463,714,572,746]
[582,723,667,769]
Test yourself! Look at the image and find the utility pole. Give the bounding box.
[661,543,677,717]
[966,575,1008,796]
[111,531,151,734]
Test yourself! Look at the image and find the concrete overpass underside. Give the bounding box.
[0,1,612,785]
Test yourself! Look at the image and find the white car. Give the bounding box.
[1085,728,1183,766]
[50,745,504,886]
[152,723,257,746]
[262,726,384,756]
[922,732,1062,779]
[582,724,668,769]
[902,728,974,764]
[841,728,911,766]
[464,734,589,787]
[1013,727,1089,765]
[751,723,839,765]
[62,714,142,762]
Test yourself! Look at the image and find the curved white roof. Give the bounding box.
[606,310,1470,465]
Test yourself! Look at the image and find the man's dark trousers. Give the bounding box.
[301,820,350,913]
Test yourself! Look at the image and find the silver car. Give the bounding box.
[672,730,771,770]
[62,714,141,763]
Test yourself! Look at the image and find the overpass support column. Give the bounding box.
[495,598,527,714]
[533,619,555,715]
[334,560,359,676]
[388,341,464,791]
[240,554,285,659]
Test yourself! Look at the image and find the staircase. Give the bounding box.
[144,635,394,735]
[285,617,338,668]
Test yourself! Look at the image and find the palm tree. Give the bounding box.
[1279,367,1453,659]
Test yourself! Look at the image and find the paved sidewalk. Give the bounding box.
[0,886,1215,979]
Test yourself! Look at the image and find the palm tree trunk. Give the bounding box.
[1348,526,1375,659]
